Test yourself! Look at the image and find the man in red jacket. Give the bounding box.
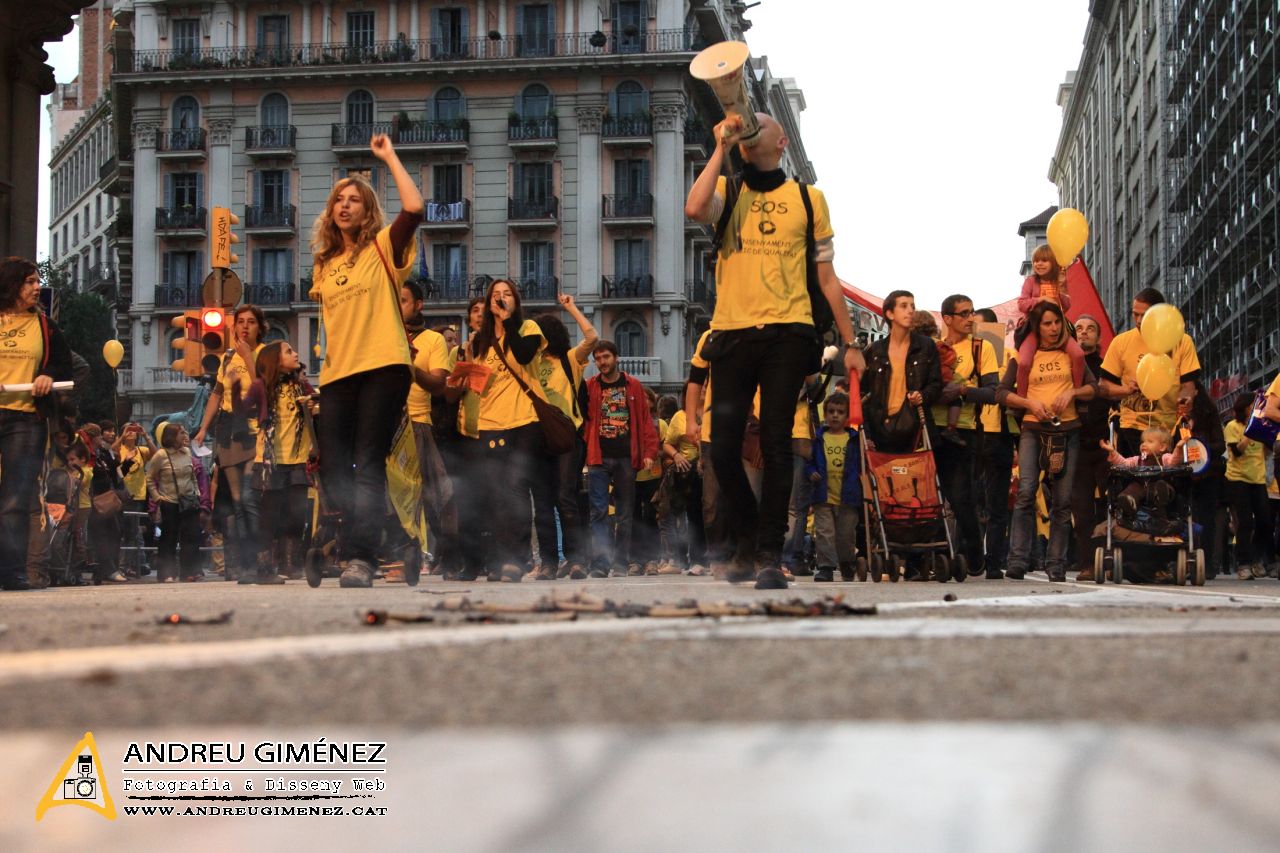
[583,341,657,577]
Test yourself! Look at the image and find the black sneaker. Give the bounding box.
[985,567,1004,579]
[754,567,789,590]
[1005,568,1026,580]
[813,567,835,583]
[839,563,855,582]
[1048,570,1066,582]
[588,568,609,579]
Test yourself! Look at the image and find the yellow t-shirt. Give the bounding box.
[637,418,666,482]
[1100,328,1201,431]
[665,410,699,463]
[256,381,313,466]
[931,336,998,430]
[1020,348,1078,425]
[214,343,265,415]
[710,177,833,330]
[1267,371,1280,401]
[75,464,92,510]
[406,329,451,426]
[119,445,152,501]
[0,312,43,413]
[980,350,1017,434]
[310,226,415,386]
[823,431,849,505]
[537,349,588,429]
[887,345,907,417]
[1225,419,1266,484]
[472,319,548,432]
[691,329,714,443]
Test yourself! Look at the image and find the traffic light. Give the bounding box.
[211,206,240,268]
[200,306,228,374]
[170,310,203,377]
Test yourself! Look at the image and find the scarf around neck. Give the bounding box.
[741,163,787,193]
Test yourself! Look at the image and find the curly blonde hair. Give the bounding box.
[310,177,385,270]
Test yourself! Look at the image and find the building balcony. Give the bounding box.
[508,116,558,150]
[517,276,558,304]
[686,278,715,313]
[603,193,654,226]
[420,275,481,303]
[123,30,700,75]
[243,281,295,307]
[106,216,133,242]
[602,274,654,302]
[154,283,202,309]
[245,125,297,157]
[146,367,200,391]
[393,119,469,152]
[684,117,714,157]
[508,196,559,228]
[154,206,207,237]
[422,199,471,231]
[245,205,298,235]
[87,264,116,296]
[331,122,395,155]
[155,128,207,159]
[617,356,662,382]
[602,116,653,146]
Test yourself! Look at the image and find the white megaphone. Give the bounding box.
[689,41,760,147]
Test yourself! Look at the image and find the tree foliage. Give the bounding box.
[38,259,117,423]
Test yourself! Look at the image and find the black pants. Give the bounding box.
[1190,475,1222,577]
[444,435,488,575]
[88,509,121,581]
[156,502,204,580]
[259,478,309,570]
[934,429,983,571]
[708,326,811,565]
[0,410,46,586]
[318,365,411,563]
[530,447,559,569]
[553,436,586,566]
[1069,442,1110,571]
[980,432,1015,573]
[1226,479,1272,565]
[475,422,545,569]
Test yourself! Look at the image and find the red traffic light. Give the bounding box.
[201,308,225,328]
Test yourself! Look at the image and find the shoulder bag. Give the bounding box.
[167,453,201,514]
[494,343,576,455]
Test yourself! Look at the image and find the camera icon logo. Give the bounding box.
[62,755,97,800]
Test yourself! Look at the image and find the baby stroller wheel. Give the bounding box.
[887,556,902,583]
[1193,549,1206,586]
[1094,547,1106,585]
[952,554,968,583]
[305,547,325,588]
[1112,549,1124,584]
[404,545,422,587]
[1175,550,1188,586]
[933,553,951,584]
[855,556,869,582]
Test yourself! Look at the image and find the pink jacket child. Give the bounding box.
[1016,273,1087,398]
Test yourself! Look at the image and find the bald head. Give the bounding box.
[741,112,787,169]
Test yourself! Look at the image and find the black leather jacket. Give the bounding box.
[862,333,943,446]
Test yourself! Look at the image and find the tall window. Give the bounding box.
[257,15,289,58]
[516,4,554,57]
[165,173,202,209]
[612,81,648,117]
[254,248,293,284]
[432,87,464,122]
[614,159,650,198]
[163,251,203,287]
[172,19,201,58]
[172,95,200,130]
[613,238,650,278]
[515,162,552,203]
[433,165,463,203]
[254,170,289,209]
[614,1,648,53]
[346,90,374,126]
[432,243,468,288]
[260,93,288,129]
[433,8,468,58]
[614,320,646,357]
[520,241,554,284]
[347,11,375,48]
[518,84,551,118]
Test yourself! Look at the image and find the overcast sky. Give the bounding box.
[37,1,1090,311]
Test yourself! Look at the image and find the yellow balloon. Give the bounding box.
[1135,353,1177,401]
[1046,208,1089,267]
[1140,303,1184,354]
[102,339,125,369]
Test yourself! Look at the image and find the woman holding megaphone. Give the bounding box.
[0,257,75,591]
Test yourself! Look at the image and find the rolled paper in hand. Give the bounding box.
[0,381,75,392]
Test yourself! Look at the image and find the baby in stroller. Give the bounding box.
[1100,426,1183,521]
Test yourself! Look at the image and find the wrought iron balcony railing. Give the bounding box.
[155,206,207,230]
[508,116,558,142]
[603,194,654,218]
[245,125,297,150]
[156,128,206,152]
[602,274,654,300]
[245,205,297,229]
[508,196,559,221]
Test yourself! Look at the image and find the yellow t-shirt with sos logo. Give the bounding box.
[711,177,833,330]
[931,336,998,430]
[537,349,587,429]
[310,226,415,386]
[406,329,451,426]
[1021,348,1078,425]
[823,431,850,505]
[1100,328,1201,431]
[256,382,313,466]
[471,319,548,432]
[0,312,43,413]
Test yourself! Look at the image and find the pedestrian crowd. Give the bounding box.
[3,125,1280,592]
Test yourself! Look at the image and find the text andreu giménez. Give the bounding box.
[122,740,387,765]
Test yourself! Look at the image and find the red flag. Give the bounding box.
[1064,258,1114,355]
